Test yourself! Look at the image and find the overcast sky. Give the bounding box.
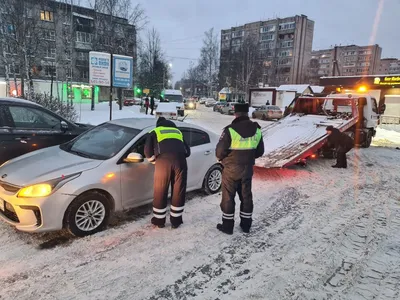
[138,0,399,82]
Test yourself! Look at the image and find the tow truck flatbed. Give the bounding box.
[255,96,359,168]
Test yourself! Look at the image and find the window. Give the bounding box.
[260,42,274,49]
[43,30,55,41]
[344,51,356,56]
[62,123,140,160]
[40,10,54,22]
[278,58,291,65]
[80,69,89,79]
[10,65,20,74]
[77,52,89,61]
[8,106,61,130]
[180,128,210,147]
[260,25,275,33]
[279,22,295,30]
[278,50,292,57]
[260,34,274,41]
[45,47,56,58]
[280,40,293,48]
[44,66,56,77]
[76,31,92,43]
[231,31,244,38]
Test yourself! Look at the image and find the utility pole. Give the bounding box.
[109,53,113,120]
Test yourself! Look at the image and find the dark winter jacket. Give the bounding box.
[144,118,191,160]
[327,128,354,153]
[216,116,264,167]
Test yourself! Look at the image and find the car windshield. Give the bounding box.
[60,123,140,160]
[165,95,183,102]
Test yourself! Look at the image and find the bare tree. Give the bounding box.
[0,0,46,98]
[137,27,169,97]
[304,58,320,85]
[198,28,219,97]
[225,35,262,100]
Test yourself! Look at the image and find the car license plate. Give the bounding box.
[0,199,4,212]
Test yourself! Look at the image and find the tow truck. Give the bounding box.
[256,94,380,168]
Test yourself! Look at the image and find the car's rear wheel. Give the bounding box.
[262,114,268,121]
[64,191,111,237]
[203,164,222,195]
[252,113,256,119]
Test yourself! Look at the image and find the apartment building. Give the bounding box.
[220,15,315,87]
[378,58,400,74]
[0,0,136,98]
[311,44,382,77]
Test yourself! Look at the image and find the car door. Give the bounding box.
[179,127,214,188]
[119,133,155,209]
[3,104,74,161]
[0,104,15,165]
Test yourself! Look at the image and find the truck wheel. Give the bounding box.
[262,114,267,121]
[362,130,372,148]
[252,113,256,119]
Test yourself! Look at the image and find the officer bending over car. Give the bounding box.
[144,117,191,229]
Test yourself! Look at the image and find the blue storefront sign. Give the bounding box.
[113,55,133,88]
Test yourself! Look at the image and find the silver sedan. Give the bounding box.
[0,119,222,237]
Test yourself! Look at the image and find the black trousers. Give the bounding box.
[220,165,254,228]
[336,152,347,168]
[145,106,149,115]
[150,106,154,115]
[153,155,187,226]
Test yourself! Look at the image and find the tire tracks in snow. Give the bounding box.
[147,187,305,300]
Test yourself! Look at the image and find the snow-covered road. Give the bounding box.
[1,104,400,300]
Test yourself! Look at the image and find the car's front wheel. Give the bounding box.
[64,191,112,237]
[203,164,223,195]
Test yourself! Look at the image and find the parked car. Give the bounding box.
[0,119,223,236]
[0,97,92,165]
[252,105,283,120]
[199,97,207,104]
[213,101,226,112]
[123,97,141,106]
[220,102,237,115]
[205,99,217,107]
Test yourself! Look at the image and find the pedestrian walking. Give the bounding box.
[145,97,150,115]
[266,100,270,105]
[144,117,191,228]
[216,103,264,234]
[150,96,155,115]
[326,126,354,168]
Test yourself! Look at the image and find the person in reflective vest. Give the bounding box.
[144,117,191,228]
[216,103,264,234]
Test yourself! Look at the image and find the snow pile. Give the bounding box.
[76,102,154,125]
[373,124,400,147]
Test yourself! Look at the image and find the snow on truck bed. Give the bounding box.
[256,114,354,168]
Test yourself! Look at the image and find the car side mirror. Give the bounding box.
[124,152,144,163]
[60,120,69,132]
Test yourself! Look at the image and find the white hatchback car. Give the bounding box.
[0,119,222,236]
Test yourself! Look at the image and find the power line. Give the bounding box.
[165,55,199,60]
[162,35,204,44]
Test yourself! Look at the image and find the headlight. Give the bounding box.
[18,184,53,198]
[17,172,81,198]
[189,103,194,108]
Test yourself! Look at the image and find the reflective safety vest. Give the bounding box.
[152,126,183,143]
[228,127,262,150]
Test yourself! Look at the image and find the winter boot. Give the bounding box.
[151,217,165,228]
[240,218,252,233]
[170,216,183,229]
[217,219,234,235]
